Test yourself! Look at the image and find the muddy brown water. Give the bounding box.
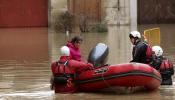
[0,25,175,100]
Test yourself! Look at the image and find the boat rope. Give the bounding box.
[101,72,111,88]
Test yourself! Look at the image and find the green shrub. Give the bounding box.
[90,23,108,33]
[54,11,74,33]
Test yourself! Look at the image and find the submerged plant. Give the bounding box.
[90,22,108,33]
[54,11,75,33]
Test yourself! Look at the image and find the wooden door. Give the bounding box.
[0,0,48,27]
[138,0,175,24]
[68,0,101,24]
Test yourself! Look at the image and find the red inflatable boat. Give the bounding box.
[52,43,161,92]
[75,63,161,91]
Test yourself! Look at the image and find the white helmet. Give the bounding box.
[60,46,70,56]
[152,46,163,57]
[129,31,141,38]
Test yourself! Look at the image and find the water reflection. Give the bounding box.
[0,25,175,99]
[0,28,48,61]
[49,26,132,65]
[107,26,132,64]
[138,24,175,63]
[50,25,175,100]
[0,28,52,100]
[138,24,175,100]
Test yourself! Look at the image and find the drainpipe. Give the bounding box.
[130,0,137,31]
[117,0,120,11]
[48,0,51,28]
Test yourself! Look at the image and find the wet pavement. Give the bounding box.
[0,25,175,99]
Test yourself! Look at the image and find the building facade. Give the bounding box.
[0,0,48,27]
[51,0,136,27]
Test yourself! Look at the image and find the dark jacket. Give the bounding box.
[150,56,174,85]
[130,40,148,64]
[150,56,163,70]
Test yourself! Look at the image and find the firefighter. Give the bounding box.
[50,46,93,93]
[129,31,152,64]
[151,46,174,85]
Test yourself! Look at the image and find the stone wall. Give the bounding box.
[50,0,136,26]
[51,0,67,24]
[105,0,130,25]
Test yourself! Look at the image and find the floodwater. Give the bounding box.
[0,25,175,100]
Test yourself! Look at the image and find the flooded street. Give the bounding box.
[0,25,175,99]
[0,28,53,99]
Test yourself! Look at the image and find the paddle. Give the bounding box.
[143,27,161,46]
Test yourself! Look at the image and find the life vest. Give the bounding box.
[51,61,75,85]
[51,61,60,75]
[50,57,78,93]
[159,59,174,75]
[51,61,74,76]
[145,44,152,63]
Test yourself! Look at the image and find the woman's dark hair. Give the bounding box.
[71,36,83,43]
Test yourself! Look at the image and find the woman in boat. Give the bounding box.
[67,36,83,61]
[50,46,93,93]
[150,46,174,85]
[129,31,152,64]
